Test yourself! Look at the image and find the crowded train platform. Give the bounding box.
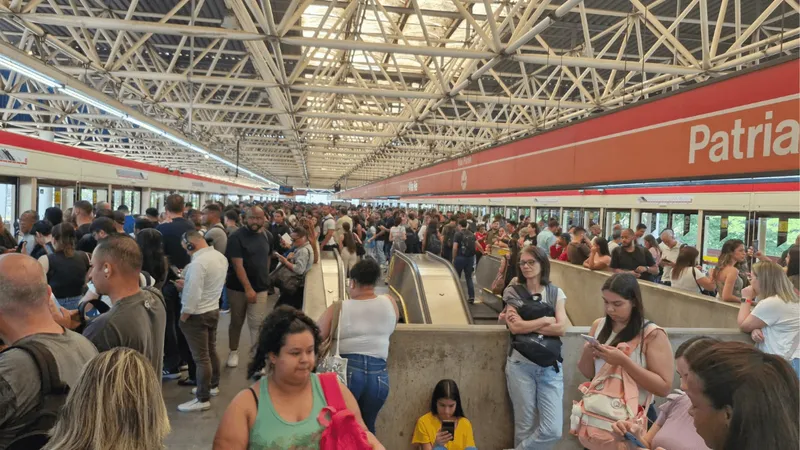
[0,0,798,449]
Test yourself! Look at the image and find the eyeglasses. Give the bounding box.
[518,260,537,268]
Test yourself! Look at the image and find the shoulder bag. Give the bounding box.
[317,301,348,384]
[690,267,717,297]
[507,283,563,371]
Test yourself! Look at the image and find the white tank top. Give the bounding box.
[338,295,397,360]
[593,318,655,405]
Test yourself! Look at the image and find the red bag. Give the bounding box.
[317,372,373,450]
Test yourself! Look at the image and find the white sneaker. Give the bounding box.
[178,398,211,412]
[226,351,239,368]
[192,387,220,396]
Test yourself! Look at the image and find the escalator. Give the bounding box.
[303,248,347,320]
[387,251,473,324]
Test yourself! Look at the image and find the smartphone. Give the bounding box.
[624,431,647,448]
[581,334,600,347]
[441,420,455,436]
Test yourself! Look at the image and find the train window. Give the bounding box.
[754,214,800,262]
[584,209,601,228]
[37,186,57,219]
[702,212,748,268]
[0,181,16,228]
[640,211,670,239]
[519,207,531,222]
[670,212,700,247]
[80,188,93,203]
[605,209,631,236]
[562,208,581,229]
[536,208,559,223]
[507,207,518,221]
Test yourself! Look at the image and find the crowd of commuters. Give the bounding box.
[0,199,798,450]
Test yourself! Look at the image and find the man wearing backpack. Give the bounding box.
[0,253,97,449]
[452,219,477,304]
[441,217,458,261]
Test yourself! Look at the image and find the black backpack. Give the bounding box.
[1,341,70,450]
[459,231,477,258]
[507,284,563,371]
[427,232,443,255]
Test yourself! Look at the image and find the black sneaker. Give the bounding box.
[177,376,197,386]
[162,368,181,380]
[468,298,475,304]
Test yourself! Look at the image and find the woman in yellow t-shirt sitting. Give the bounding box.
[412,379,477,450]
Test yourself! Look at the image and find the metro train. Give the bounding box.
[360,176,800,265]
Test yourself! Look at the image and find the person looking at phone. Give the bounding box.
[577,273,674,422]
[683,341,799,450]
[612,336,717,450]
[412,379,476,450]
[658,229,681,285]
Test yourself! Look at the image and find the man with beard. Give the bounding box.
[224,206,272,369]
[610,228,658,282]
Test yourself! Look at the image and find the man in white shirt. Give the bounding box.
[176,231,228,412]
[608,230,622,255]
[335,207,353,242]
[320,206,337,251]
[658,229,681,285]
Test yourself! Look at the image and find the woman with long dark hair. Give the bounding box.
[213,306,384,449]
[412,379,477,450]
[684,341,799,450]
[500,246,568,448]
[670,246,717,294]
[136,228,168,290]
[583,237,612,271]
[38,223,90,310]
[577,273,674,416]
[422,218,443,255]
[339,221,359,275]
[710,239,747,303]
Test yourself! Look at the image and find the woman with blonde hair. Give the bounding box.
[44,348,170,450]
[738,260,800,377]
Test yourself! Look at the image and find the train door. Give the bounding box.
[584,208,601,228]
[80,185,109,205]
[701,211,750,268]
[536,208,559,223]
[0,176,17,228]
[605,209,631,236]
[112,188,142,214]
[519,207,531,222]
[507,206,518,221]
[752,212,800,264]
[669,211,700,248]
[640,210,671,239]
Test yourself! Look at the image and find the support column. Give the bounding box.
[59,188,70,210]
[18,177,38,215]
[141,188,152,211]
[631,209,642,229]
[199,192,208,207]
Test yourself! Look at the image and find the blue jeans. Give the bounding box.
[57,295,82,311]
[792,358,800,380]
[454,255,475,300]
[342,353,389,434]
[220,287,230,310]
[505,351,564,450]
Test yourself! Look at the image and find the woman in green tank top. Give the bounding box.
[212,306,385,450]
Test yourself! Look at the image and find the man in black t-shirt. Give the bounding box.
[224,206,271,369]
[610,229,658,282]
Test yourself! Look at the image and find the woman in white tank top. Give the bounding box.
[577,273,675,413]
[318,258,399,434]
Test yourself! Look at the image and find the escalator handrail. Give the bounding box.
[331,247,348,301]
[391,252,432,324]
[424,251,474,325]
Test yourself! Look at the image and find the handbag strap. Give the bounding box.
[331,301,343,356]
[318,372,347,411]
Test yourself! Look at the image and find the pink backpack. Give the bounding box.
[569,325,659,450]
[317,372,373,450]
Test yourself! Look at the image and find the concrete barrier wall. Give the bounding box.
[376,325,751,450]
[548,260,740,328]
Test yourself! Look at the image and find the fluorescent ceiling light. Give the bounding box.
[0,54,62,89]
[0,54,275,186]
[59,86,127,119]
